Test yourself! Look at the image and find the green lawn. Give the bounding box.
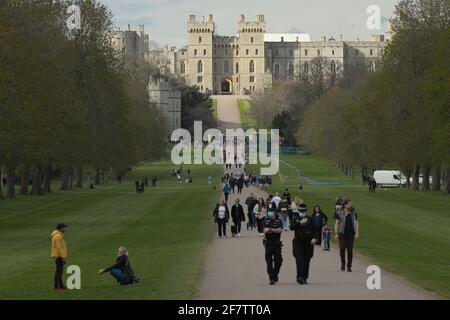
[238,99,256,130]
[266,154,450,298]
[0,161,222,300]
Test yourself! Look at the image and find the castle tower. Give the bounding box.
[237,14,266,95]
[187,14,215,94]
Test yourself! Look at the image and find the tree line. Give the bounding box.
[249,0,449,194]
[0,0,167,200]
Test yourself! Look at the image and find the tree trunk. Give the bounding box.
[42,165,52,194]
[431,167,441,192]
[6,165,16,199]
[422,166,431,191]
[412,166,421,190]
[445,168,450,195]
[20,167,31,195]
[60,167,70,191]
[0,171,4,200]
[68,167,74,189]
[361,167,368,184]
[31,166,44,196]
[75,166,83,188]
[95,169,101,185]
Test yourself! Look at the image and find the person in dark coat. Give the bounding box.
[264,209,283,285]
[231,198,246,237]
[311,205,328,246]
[290,202,316,285]
[213,198,230,238]
[98,247,139,285]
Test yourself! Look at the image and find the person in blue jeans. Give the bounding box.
[223,183,231,203]
[98,247,140,285]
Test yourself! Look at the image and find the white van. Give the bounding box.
[373,171,407,188]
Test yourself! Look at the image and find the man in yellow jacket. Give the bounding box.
[51,223,68,291]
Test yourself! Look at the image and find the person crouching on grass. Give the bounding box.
[98,247,140,285]
[51,223,68,291]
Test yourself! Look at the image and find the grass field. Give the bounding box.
[0,161,222,300]
[265,154,450,298]
[237,99,256,130]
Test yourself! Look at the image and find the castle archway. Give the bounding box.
[221,78,232,95]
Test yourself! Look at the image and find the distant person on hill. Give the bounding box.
[311,206,328,246]
[140,181,145,193]
[135,180,140,193]
[152,176,158,187]
[98,247,140,285]
[213,198,230,238]
[177,173,181,183]
[335,199,359,272]
[117,175,122,184]
[51,223,68,291]
[223,183,231,203]
[144,177,148,187]
[282,188,291,205]
[254,198,267,236]
[208,175,213,185]
[231,198,246,237]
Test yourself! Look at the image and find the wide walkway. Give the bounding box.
[197,95,436,300]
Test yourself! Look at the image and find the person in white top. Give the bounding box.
[272,193,281,209]
[254,198,267,236]
[213,198,230,238]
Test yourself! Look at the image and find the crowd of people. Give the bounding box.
[212,184,360,285]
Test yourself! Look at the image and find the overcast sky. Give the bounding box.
[101,0,397,47]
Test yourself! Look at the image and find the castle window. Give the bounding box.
[246,49,249,55]
[304,49,308,56]
[204,49,207,55]
[225,49,228,55]
[370,49,374,56]
[236,62,239,73]
[355,50,359,56]
[249,76,255,83]
[274,63,280,75]
[197,76,203,83]
[369,61,376,72]
[199,37,202,43]
[236,50,239,55]
[275,49,279,56]
[251,37,254,44]
[181,62,186,74]
[214,62,217,73]
[236,77,239,83]
[197,60,203,73]
[255,49,259,55]
[317,49,321,56]
[288,61,294,76]
[331,61,336,75]
[224,61,229,74]
[304,62,309,74]
[194,49,197,56]
[332,50,335,56]
[281,37,284,42]
[289,49,293,56]
[249,60,255,73]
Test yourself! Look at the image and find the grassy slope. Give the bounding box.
[0,161,222,300]
[268,154,450,298]
[237,99,256,130]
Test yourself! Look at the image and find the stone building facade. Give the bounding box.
[154,14,389,95]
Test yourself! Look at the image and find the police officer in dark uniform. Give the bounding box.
[263,209,283,285]
[290,202,316,285]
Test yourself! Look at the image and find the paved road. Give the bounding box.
[197,95,436,300]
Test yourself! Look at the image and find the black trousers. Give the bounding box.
[217,219,227,237]
[256,218,265,233]
[265,244,283,281]
[293,240,313,280]
[224,193,229,202]
[54,257,65,289]
[339,234,355,268]
[314,226,323,246]
[233,221,242,233]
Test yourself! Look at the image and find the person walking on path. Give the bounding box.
[254,198,267,236]
[51,223,68,291]
[231,198,246,237]
[290,202,316,285]
[263,209,283,285]
[311,206,328,246]
[223,183,231,203]
[245,193,258,231]
[98,247,140,285]
[322,223,332,251]
[213,198,230,238]
[335,199,359,272]
[278,196,290,231]
[282,188,291,205]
